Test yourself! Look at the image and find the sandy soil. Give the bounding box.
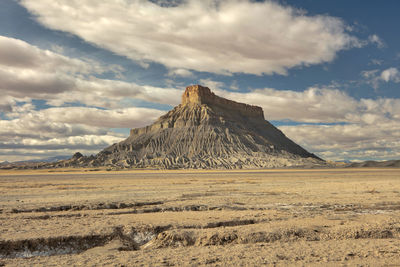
[0,168,400,266]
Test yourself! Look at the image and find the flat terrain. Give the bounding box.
[0,168,400,266]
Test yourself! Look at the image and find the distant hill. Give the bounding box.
[13,155,71,164]
[347,160,400,168]
[0,155,70,169]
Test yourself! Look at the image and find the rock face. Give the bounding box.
[81,85,323,169]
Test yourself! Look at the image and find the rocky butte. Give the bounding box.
[64,85,324,169]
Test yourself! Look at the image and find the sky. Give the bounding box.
[0,0,400,163]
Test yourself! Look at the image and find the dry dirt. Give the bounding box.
[0,168,400,266]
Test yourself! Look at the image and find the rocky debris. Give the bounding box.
[71,152,84,160]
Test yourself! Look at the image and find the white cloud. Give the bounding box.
[0,35,116,75]
[362,67,400,89]
[0,105,164,141]
[0,105,165,162]
[215,86,400,124]
[43,78,182,108]
[0,134,125,162]
[20,0,362,75]
[0,35,182,108]
[0,135,124,151]
[0,98,15,112]
[215,86,359,123]
[199,79,226,91]
[27,107,165,128]
[0,116,104,140]
[368,34,385,48]
[167,68,194,77]
[0,35,182,162]
[380,67,400,82]
[280,122,400,161]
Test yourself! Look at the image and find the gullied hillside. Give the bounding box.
[62,85,322,169]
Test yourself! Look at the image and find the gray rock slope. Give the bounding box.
[71,85,322,169]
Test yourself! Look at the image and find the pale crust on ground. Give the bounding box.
[1,168,400,266]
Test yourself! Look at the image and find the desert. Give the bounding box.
[2,1,400,266]
[1,168,400,266]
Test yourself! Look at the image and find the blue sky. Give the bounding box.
[0,0,399,162]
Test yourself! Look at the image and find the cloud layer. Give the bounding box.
[280,123,400,161]
[20,0,361,75]
[0,33,398,162]
[0,35,176,161]
[0,36,182,109]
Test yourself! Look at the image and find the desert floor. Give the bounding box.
[0,168,400,266]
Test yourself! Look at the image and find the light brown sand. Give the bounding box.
[0,168,399,266]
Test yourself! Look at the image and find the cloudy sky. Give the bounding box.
[1,0,400,162]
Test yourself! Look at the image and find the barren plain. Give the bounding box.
[0,168,400,266]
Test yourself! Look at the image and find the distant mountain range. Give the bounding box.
[347,160,400,168]
[0,155,70,166]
